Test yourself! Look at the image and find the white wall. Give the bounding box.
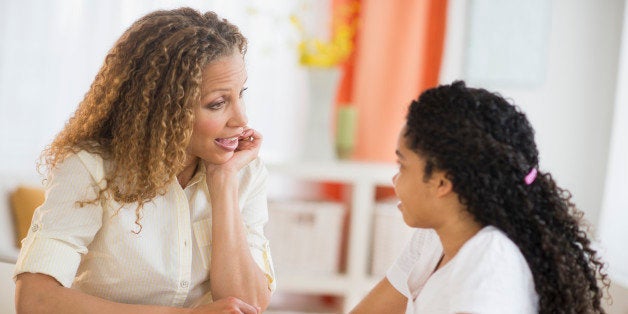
[599,0,628,290]
[440,0,624,229]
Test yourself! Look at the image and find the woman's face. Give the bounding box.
[392,128,442,228]
[186,52,248,165]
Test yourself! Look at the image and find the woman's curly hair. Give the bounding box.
[405,81,608,313]
[41,8,247,228]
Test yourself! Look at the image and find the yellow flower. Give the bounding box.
[291,2,359,68]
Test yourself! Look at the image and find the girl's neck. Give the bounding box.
[434,213,483,270]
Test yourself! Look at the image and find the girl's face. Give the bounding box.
[392,128,442,228]
[186,52,248,165]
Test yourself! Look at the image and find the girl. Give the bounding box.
[352,81,608,313]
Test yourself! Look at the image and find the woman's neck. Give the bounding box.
[177,157,199,188]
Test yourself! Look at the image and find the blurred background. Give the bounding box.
[1,0,627,313]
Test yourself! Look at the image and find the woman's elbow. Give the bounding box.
[15,272,62,314]
[257,289,272,312]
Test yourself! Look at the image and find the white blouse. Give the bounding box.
[387,227,538,314]
[14,150,275,307]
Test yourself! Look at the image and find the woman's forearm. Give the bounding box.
[15,273,191,314]
[208,174,271,310]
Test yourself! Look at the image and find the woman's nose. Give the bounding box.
[229,100,248,127]
[392,173,398,185]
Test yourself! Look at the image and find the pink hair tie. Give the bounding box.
[524,168,538,185]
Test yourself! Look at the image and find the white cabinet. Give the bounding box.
[266,161,398,313]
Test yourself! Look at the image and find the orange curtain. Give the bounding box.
[323,0,448,201]
[334,0,448,162]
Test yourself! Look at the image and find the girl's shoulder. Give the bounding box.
[439,226,538,312]
[454,226,530,273]
[447,226,536,294]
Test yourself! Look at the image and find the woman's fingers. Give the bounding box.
[239,128,254,141]
[238,128,262,142]
[233,298,260,314]
[219,297,258,314]
[236,128,262,151]
[194,297,260,314]
[204,128,262,176]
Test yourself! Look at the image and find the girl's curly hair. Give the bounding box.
[41,8,247,228]
[405,81,608,313]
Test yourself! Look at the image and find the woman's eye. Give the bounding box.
[239,87,248,98]
[207,100,226,110]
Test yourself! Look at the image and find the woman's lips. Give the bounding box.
[214,136,239,151]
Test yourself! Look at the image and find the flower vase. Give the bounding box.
[335,106,357,160]
[302,68,340,161]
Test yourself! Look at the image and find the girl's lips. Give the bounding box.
[214,136,239,151]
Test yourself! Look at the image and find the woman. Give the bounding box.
[352,81,608,313]
[14,8,274,314]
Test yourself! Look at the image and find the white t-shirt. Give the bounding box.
[387,226,538,314]
[14,150,275,307]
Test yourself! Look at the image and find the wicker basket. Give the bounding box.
[266,200,346,275]
[370,201,415,276]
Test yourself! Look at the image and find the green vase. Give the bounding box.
[335,106,357,160]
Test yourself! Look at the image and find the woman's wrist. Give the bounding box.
[206,170,238,193]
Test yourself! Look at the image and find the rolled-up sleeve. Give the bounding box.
[14,151,104,287]
[240,158,276,292]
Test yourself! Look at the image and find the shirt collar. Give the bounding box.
[185,160,206,188]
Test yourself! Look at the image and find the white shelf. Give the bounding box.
[275,274,351,295]
[266,161,396,313]
[267,161,396,185]
[275,274,380,295]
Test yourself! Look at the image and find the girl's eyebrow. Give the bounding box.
[395,150,405,160]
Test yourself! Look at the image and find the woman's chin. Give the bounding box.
[203,151,234,165]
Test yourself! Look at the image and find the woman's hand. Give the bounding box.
[204,128,262,180]
[202,127,272,309]
[233,127,262,167]
[192,297,260,314]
